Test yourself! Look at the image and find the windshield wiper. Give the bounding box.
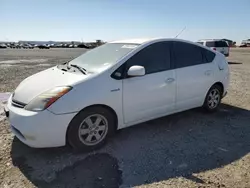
[62,61,71,69]
[70,64,87,75]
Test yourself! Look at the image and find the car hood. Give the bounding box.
[13,67,88,104]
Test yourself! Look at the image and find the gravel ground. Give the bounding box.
[0,48,250,188]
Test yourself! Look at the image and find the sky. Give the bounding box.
[0,0,250,44]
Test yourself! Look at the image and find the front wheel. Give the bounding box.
[67,106,116,151]
[203,85,222,112]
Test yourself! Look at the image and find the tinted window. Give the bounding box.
[125,42,171,75]
[111,65,125,80]
[205,41,215,47]
[173,42,203,68]
[201,48,216,63]
[215,41,228,47]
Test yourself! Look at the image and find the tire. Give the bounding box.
[203,84,222,112]
[67,106,116,151]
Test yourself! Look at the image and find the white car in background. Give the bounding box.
[197,39,230,57]
[5,38,230,150]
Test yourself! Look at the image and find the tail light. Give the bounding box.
[213,47,216,51]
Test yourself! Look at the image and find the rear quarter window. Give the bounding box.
[202,48,216,63]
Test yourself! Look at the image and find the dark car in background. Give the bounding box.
[38,44,50,49]
[0,44,7,48]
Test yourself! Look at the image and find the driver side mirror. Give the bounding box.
[127,65,145,77]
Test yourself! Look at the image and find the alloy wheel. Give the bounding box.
[207,88,221,109]
[78,114,108,146]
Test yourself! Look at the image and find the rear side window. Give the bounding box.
[205,41,215,47]
[173,41,203,68]
[125,42,171,75]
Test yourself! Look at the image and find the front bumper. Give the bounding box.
[6,96,77,148]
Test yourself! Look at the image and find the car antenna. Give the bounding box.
[175,26,186,38]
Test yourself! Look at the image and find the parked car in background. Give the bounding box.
[22,44,34,49]
[38,44,50,49]
[9,44,15,48]
[197,39,230,57]
[14,44,22,49]
[56,44,63,48]
[5,43,11,48]
[78,43,89,48]
[5,38,230,150]
[240,40,250,47]
[0,43,7,48]
[239,44,248,48]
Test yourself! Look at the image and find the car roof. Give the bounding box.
[109,38,203,45]
[198,39,226,42]
[109,38,158,44]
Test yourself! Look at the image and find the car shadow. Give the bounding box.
[11,103,250,188]
[228,61,243,65]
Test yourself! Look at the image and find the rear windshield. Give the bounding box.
[215,41,228,47]
[206,41,228,47]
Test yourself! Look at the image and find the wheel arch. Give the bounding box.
[203,82,224,104]
[211,82,224,95]
[66,104,118,145]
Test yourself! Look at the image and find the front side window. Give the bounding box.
[125,42,171,75]
[173,41,203,68]
[69,43,139,73]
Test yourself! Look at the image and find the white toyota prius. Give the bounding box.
[5,38,230,150]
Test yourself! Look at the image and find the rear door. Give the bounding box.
[173,41,216,111]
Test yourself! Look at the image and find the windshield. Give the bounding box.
[69,43,139,73]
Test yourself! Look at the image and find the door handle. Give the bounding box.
[165,78,175,83]
[205,70,212,76]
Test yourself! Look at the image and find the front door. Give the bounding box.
[122,42,176,124]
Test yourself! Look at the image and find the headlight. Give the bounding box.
[25,86,72,111]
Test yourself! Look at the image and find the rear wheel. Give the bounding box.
[67,106,116,151]
[203,85,222,112]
